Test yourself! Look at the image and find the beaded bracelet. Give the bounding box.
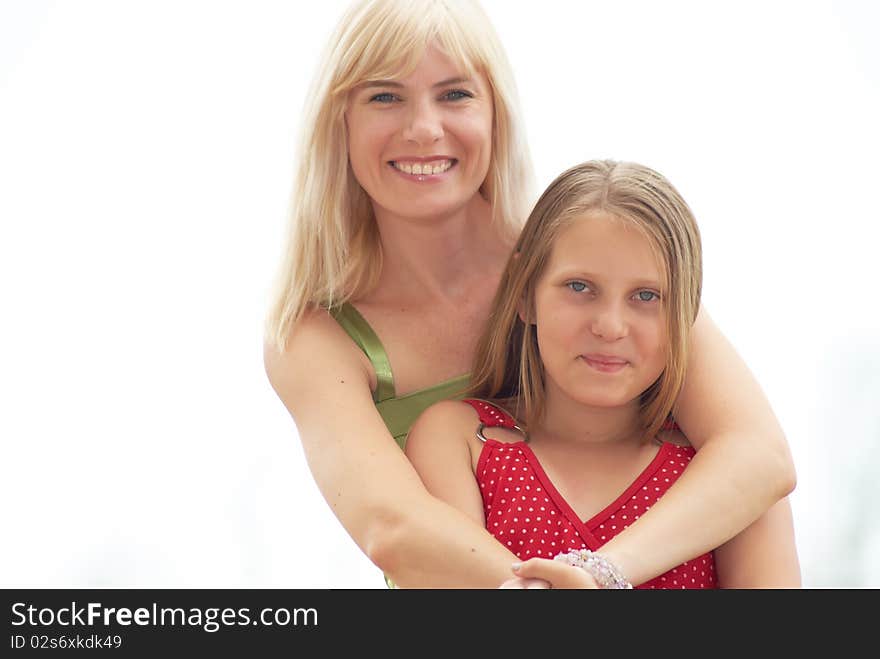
[554,548,633,589]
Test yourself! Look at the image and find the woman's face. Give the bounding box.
[532,213,669,410]
[345,44,494,222]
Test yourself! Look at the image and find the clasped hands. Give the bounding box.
[498,557,600,589]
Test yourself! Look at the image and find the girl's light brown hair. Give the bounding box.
[469,160,703,441]
[265,0,534,351]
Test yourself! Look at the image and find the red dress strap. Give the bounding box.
[661,416,680,432]
[461,399,518,429]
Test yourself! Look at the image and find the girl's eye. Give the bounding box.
[442,89,472,101]
[369,92,397,103]
[634,290,660,302]
[566,281,588,293]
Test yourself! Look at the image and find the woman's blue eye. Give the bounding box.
[567,281,588,293]
[443,89,472,101]
[635,290,660,302]
[369,92,397,103]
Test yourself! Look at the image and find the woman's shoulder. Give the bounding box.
[263,306,374,399]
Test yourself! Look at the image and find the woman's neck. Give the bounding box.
[369,194,514,307]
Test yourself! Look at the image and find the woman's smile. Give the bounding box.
[388,157,458,180]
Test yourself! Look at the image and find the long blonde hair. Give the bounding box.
[266,0,534,351]
[469,160,703,441]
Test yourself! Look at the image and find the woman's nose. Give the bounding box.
[401,98,443,145]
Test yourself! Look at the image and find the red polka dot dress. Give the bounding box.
[463,399,717,589]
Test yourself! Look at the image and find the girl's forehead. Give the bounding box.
[555,212,646,247]
[545,213,664,280]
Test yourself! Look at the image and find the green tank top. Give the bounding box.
[330,302,470,449]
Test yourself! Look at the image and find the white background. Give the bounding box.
[1,0,878,588]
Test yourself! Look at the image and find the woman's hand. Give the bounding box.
[498,577,551,589]
[499,559,599,589]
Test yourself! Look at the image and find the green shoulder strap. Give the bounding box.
[330,302,469,447]
[329,303,395,402]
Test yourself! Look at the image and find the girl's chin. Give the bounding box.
[568,387,641,409]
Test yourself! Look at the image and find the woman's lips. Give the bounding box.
[581,354,629,373]
[388,158,457,181]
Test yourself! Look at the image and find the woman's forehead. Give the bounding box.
[355,42,478,86]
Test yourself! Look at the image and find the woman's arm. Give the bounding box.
[713,498,801,588]
[497,497,801,589]
[596,307,797,586]
[264,310,519,588]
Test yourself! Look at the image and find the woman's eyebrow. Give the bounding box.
[360,77,472,89]
[361,80,404,89]
[432,77,472,88]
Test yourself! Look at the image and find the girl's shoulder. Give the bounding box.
[656,422,693,450]
[459,398,527,446]
[405,399,481,463]
[406,399,524,467]
[460,398,517,426]
[657,426,693,449]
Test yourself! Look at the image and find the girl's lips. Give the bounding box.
[581,355,629,373]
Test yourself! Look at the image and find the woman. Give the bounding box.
[264,0,795,588]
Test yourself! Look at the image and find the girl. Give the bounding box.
[405,160,800,588]
[264,0,795,588]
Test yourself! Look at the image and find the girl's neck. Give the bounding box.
[533,383,643,449]
[368,194,514,307]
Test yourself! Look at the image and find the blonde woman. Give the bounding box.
[405,160,800,588]
[264,0,795,588]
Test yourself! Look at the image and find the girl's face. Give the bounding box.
[532,212,668,410]
[345,43,494,222]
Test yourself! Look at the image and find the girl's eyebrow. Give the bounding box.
[558,270,663,288]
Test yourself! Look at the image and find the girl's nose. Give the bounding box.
[590,303,628,341]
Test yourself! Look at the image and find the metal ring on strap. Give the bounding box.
[475,422,529,443]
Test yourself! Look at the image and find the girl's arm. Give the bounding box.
[402,400,488,527]
[713,498,801,588]
[264,310,519,588]
[596,307,797,586]
[404,401,556,589]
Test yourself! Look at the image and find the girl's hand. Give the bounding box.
[509,558,600,589]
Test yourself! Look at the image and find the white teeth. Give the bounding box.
[392,159,453,175]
